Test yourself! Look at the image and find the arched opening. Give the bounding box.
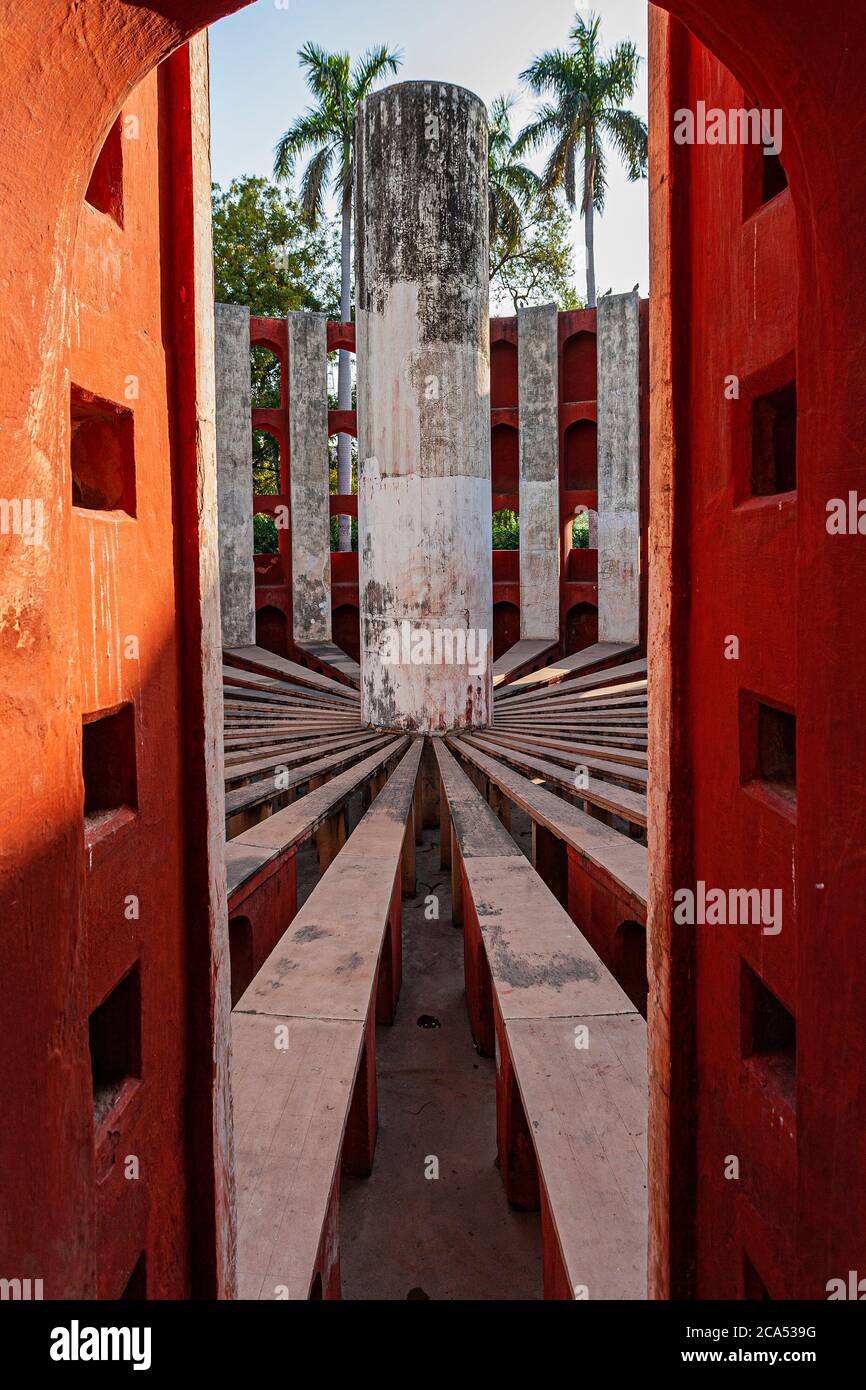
[491,422,519,495]
[255,603,289,659]
[615,920,648,1017]
[250,344,282,410]
[564,601,598,655]
[493,601,520,660]
[492,507,519,550]
[252,428,281,496]
[332,603,360,665]
[228,916,253,1006]
[490,339,518,407]
[561,331,597,403]
[565,506,598,581]
[564,419,598,492]
[252,427,281,557]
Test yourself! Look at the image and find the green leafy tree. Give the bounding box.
[274,41,402,551]
[213,174,340,318]
[516,11,647,306]
[492,508,520,550]
[491,197,581,313]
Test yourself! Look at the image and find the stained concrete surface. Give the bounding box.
[295,801,542,1300]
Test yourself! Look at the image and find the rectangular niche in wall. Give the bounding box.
[751,380,796,497]
[82,702,138,837]
[740,959,796,1109]
[739,690,796,813]
[89,963,142,1130]
[71,385,136,516]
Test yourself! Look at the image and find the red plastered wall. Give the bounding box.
[68,61,206,1299]
[683,38,798,1298]
[650,0,866,1300]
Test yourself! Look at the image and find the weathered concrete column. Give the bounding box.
[288,311,331,644]
[215,302,255,648]
[597,290,641,645]
[518,302,559,640]
[355,82,492,731]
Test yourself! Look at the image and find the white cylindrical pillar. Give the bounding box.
[355,81,492,731]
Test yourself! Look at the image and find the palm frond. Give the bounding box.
[298,145,334,227]
[489,186,525,249]
[513,103,564,157]
[519,48,578,99]
[350,44,403,102]
[297,41,350,106]
[543,130,578,206]
[569,11,603,60]
[599,40,642,106]
[601,106,648,180]
[273,107,335,180]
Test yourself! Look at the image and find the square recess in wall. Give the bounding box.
[85,117,124,226]
[82,702,138,841]
[89,963,141,1134]
[71,385,136,516]
[739,690,796,817]
[740,959,796,1110]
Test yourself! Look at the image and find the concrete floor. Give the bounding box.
[296,804,543,1301]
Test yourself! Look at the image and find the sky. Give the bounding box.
[209,0,649,303]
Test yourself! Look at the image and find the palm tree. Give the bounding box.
[274,42,402,550]
[487,94,541,271]
[516,11,647,307]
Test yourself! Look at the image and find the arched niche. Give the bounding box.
[491,422,519,494]
[564,418,598,492]
[564,601,598,655]
[562,331,597,403]
[493,601,520,660]
[491,339,518,408]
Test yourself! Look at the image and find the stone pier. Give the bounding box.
[518,302,559,641]
[215,302,255,649]
[597,290,641,646]
[288,311,332,645]
[354,81,493,731]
